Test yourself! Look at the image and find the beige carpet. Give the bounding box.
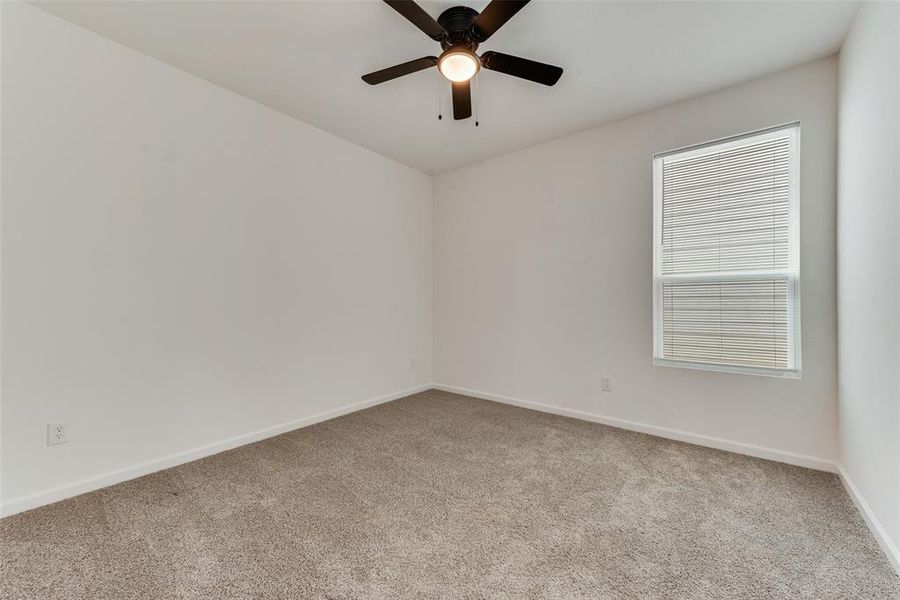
[2,389,897,599]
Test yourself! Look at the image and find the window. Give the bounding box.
[652,123,801,377]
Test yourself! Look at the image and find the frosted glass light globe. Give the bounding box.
[439,51,479,82]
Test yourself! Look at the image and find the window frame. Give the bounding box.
[651,122,802,378]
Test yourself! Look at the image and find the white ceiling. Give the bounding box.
[34,1,858,174]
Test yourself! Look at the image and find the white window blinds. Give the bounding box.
[652,123,801,376]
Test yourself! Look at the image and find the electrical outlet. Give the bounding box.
[409,358,417,370]
[601,377,612,392]
[47,422,68,446]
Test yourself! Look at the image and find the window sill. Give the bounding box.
[652,357,802,379]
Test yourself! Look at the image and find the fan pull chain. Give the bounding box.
[436,70,443,120]
[474,75,479,127]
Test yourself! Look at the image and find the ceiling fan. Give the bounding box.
[362,0,563,121]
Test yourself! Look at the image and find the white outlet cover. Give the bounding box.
[47,422,68,446]
[601,377,612,392]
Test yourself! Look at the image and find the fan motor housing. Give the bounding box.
[438,6,480,51]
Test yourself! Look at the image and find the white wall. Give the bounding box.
[1,3,433,513]
[435,58,838,468]
[837,1,900,566]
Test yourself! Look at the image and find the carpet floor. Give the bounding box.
[2,389,897,599]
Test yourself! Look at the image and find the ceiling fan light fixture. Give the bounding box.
[362,1,564,121]
[438,49,480,82]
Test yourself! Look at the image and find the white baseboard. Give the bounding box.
[433,383,837,473]
[7,382,896,579]
[836,465,900,575]
[0,383,432,518]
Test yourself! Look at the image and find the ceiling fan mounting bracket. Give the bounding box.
[437,6,481,50]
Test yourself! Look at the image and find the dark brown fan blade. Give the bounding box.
[481,51,563,86]
[452,80,472,120]
[471,0,530,41]
[362,56,438,85]
[383,1,446,41]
